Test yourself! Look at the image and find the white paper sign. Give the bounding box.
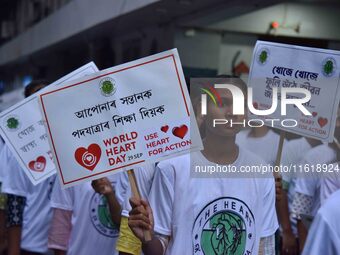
[0,62,99,185]
[248,41,340,142]
[39,49,203,188]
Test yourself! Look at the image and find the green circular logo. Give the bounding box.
[90,193,119,238]
[322,58,336,77]
[99,77,116,97]
[193,197,255,255]
[5,116,20,131]
[257,48,269,65]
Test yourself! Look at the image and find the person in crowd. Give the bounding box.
[302,189,340,255]
[48,175,123,255]
[291,143,337,253]
[279,137,321,255]
[1,80,54,255]
[291,114,340,253]
[127,77,278,254]
[319,112,340,205]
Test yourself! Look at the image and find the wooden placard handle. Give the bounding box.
[127,169,152,242]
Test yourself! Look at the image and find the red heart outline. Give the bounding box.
[74,143,101,171]
[161,125,169,133]
[172,125,188,139]
[318,117,328,128]
[28,156,46,172]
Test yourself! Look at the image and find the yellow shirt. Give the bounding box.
[116,216,142,255]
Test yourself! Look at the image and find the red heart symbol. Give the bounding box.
[312,112,318,117]
[161,125,169,133]
[318,117,328,128]
[74,143,101,171]
[253,102,259,109]
[172,125,188,139]
[28,156,46,172]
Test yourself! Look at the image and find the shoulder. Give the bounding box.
[238,146,268,165]
[284,137,309,151]
[236,129,250,141]
[319,189,340,219]
[316,189,340,238]
[156,153,192,185]
[157,153,191,174]
[134,162,156,182]
[303,144,335,164]
[267,129,280,140]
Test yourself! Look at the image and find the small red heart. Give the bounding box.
[74,143,101,171]
[28,156,46,172]
[253,102,259,109]
[161,125,169,133]
[172,125,188,139]
[318,117,328,128]
[312,112,317,117]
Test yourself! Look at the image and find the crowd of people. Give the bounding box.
[0,76,339,255]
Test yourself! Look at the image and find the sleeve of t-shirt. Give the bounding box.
[302,211,340,255]
[136,163,155,200]
[2,148,32,197]
[148,163,175,237]
[50,178,74,211]
[260,177,279,237]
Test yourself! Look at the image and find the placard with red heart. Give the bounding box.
[74,143,101,171]
[28,156,46,172]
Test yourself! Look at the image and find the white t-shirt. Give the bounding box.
[302,189,340,255]
[236,129,281,165]
[1,145,55,253]
[115,164,155,217]
[281,137,312,235]
[149,148,278,255]
[294,144,336,216]
[320,162,340,205]
[51,174,123,255]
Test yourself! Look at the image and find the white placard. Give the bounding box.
[248,41,340,142]
[40,49,203,188]
[0,62,99,185]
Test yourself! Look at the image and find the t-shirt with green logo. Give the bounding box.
[149,148,278,255]
[51,174,123,255]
